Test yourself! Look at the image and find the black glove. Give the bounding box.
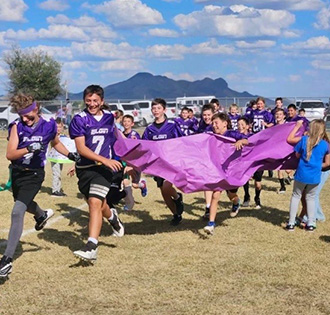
[27,142,44,153]
[67,152,81,163]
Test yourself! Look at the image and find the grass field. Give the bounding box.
[0,132,330,315]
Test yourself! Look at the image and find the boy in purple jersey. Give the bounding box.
[121,115,147,210]
[210,98,224,113]
[204,113,249,235]
[174,107,198,136]
[0,94,78,278]
[142,98,184,225]
[286,104,309,127]
[197,104,215,219]
[69,85,125,262]
[244,97,275,209]
[228,104,241,130]
[188,108,199,130]
[271,97,287,118]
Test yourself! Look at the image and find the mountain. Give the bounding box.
[69,72,254,100]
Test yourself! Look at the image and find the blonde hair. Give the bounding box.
[306,119,328,160]
[229,104,238,111]
[10,94,37,113]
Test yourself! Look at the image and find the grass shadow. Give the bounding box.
[319,235,330,243]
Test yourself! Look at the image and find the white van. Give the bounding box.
[296,100,326,121]
[176,96,215,117]
[130,100,179,126]
[109,102,143,125]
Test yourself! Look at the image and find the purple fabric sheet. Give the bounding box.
[114,123,301,193]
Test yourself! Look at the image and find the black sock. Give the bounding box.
[279,178,285,189]
[255,188,261,200]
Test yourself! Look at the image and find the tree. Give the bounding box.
[3,46,62,100]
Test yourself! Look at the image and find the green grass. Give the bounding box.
[0,135,330,315]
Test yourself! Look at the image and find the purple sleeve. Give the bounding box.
[265,112,275,124]
[174,123,184,137]
[133,130,141,139]
[69,114,86,139]
[142,126,151,140]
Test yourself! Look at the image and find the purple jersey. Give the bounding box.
[142,120,183,141]
[245,109,275,134]
[228,113,241,131]
[197,120,213,133]
[223,129,248,140]
[271,106,287,117]
[124,129,141,139]
[174,117,198,136]
[69,109,116,167]
[8,117,57,169]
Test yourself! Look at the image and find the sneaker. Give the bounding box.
[123,205,130,211]
[204,224,215,235]
[230,200,240,218]
[174,193,184,216]
[285,224,295,232]
[284,177,292,185]
[34,209,54,231]
[242,198,250,207]
[51,191,67,197]
[202,207,210,220]
[109,208,124,237]
[278,186,286,194]
[140,179,148,197]
[73,241,98,261]
[0,255,13,278]
[254,197,261,210]
[305,225,316,232]
[170,214,182,226]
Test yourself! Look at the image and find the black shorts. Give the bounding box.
[226,188,238,194]
[253,170,264,182]
[76,165,115,201]
[107,170,126,207]
[153,176,165,188]
[11,166,45,207]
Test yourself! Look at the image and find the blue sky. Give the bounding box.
[0,0,330,98]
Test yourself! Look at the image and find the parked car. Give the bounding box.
[166,101,179,120]
[108,102,143,125]
[129,100,153,126]
[176,96,216,118]
[0,105,55,130]
[296,100,326,121]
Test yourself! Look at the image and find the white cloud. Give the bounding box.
[99,60,143,71]
[194,0,323,11]
[289,75,301,82]
[39,0,69,11]
[148,28,179,37]
[47,14,118,39]
[235,40,276,49]
[31,45,74,59]
[146,44,188,60]
[314,6,330,30]
[226,72,275,83]
[191,39,236,54]
[85,0,165,28]
[0,0,28,22]
[311,59,330,70]
[174,5,295,38]
[63,61,84,69]
[282,36,330,51]
[5,25,89,41]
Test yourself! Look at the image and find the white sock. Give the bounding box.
[206,204,210,208]
[108,210,114,221]
[88,237,98,245]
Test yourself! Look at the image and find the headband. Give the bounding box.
[17,101,37,115]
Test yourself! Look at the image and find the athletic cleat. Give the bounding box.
[254,197,261,210]
[174,193,184,216]
[202,207,210,220]
[278,187,286,194]
[204,224,215,235]
[170,214,182,226]
[0,255,13,278]
[51,191,67,197]
[34,209,54,231]
[305,225,316,232]
[140,179,148,197]
[73,241,98,261]
[109,208,124,237]
[230,200,240,218]
[284,177,292,185]
[242,199,250,207]
[285,224,295,232]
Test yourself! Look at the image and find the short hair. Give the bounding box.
[115,109,124,118]
[237,117,249,125]
[256,97,265,104]
[55,117,63,125]
[275,108,285,115]
[287,103,297,110]
[275,97,283,103]
[248,99,256,107]
[212,112,232,129]
[202,104,214,113]
[229,103,238,111]
[187,108,194,113]
[123,114,134,122]
[83,85,104,100]
[181,106,189,112]
[210,98,219,105]
[299,108,305,113]
[152,98,166,109]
